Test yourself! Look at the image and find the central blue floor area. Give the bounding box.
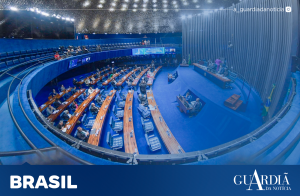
[152,66,263,152]
[34,65,263,154]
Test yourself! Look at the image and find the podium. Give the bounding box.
[224,94,243,111]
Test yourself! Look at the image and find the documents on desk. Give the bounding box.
[148,105,156,111]
[62,128,67,133]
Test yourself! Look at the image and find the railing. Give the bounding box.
[1,46,297,165]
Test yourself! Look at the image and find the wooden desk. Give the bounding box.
[78,68,110,85]
[102,69,128,89]
[147,66,162,86]
[47,89,85,122]
[123,90,139,154]
[39,88,72,112]
[224,94,243,110]
[90,71,112,85]
[88,90,117,146]
[146,90,185,154]
[132,67,150,89]
[193,63,231,89]
[176,96,192,114]
[116,68,138,87]
[64,89,100,135]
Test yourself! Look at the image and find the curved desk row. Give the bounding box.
[123,90,139,154]
[88,90,117,146]
[116,68,138,87]
[47,89,85,122]
[147,66,162,87]
[39,88,72,112]
[146,90,184,154]
[132,67,150,89]
[102,69,128,89]
[90,71,112,85]
[64,89,100,135]
[78,68,110,85]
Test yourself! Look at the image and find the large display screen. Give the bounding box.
[82,57,91,65]
[132,47,166,55]
[69,59,78,69]
[145,47,165,55]
[165,48,176,54]
[132,48,145,55]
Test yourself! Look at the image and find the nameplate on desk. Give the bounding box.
[41,104,46,108]
[59,92,63,95]
[90,128,96,135]
[76,113,79,117]
[67,125,71,129]
[73,95,76,98]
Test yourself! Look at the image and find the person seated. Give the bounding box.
[82,46,89,54]
[46,105,56,116]
[168,73,173,83]
[76,127,89,141]
[217,64,225,75]
[57,120,64,131]
[73,78,81,88]
[215,58,222,70]
[50,89,58,97]
[66,49,72,57]
[223,68,229,77]
[90,103,99,113]
[182,59,187,65]
[138,93,148,106]
[85,78,91,86]
[190,98,202,113]
[131,73,137,78]
[139,79,147,94]
[88,87,94,95]
[95,95,104,106]
[207,62,217,73]
[173,71,178,78]
[96,45,102,52]
[128,76,134,82]
[60,84,66,92]
[77,46,82,53]
[53,98,62,108]
[78,92,87,102]
[71,86,77,95]
[185,92,192,103]
[70,101,78,110]
[54,52,61,60]
[62,110,71,121]
[111,79,117,86]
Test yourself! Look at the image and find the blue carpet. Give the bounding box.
[152,65,263,152]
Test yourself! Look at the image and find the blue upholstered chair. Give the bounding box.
[82,114,95,129]
[141,117,154,133]
[109,116,123,133]
[145,134,161,152]
[106,132,123,150]
[112,105,124,119]
[115,97,125,108]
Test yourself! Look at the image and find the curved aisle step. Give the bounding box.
[123,90,139,154]
[146,90,185,154]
